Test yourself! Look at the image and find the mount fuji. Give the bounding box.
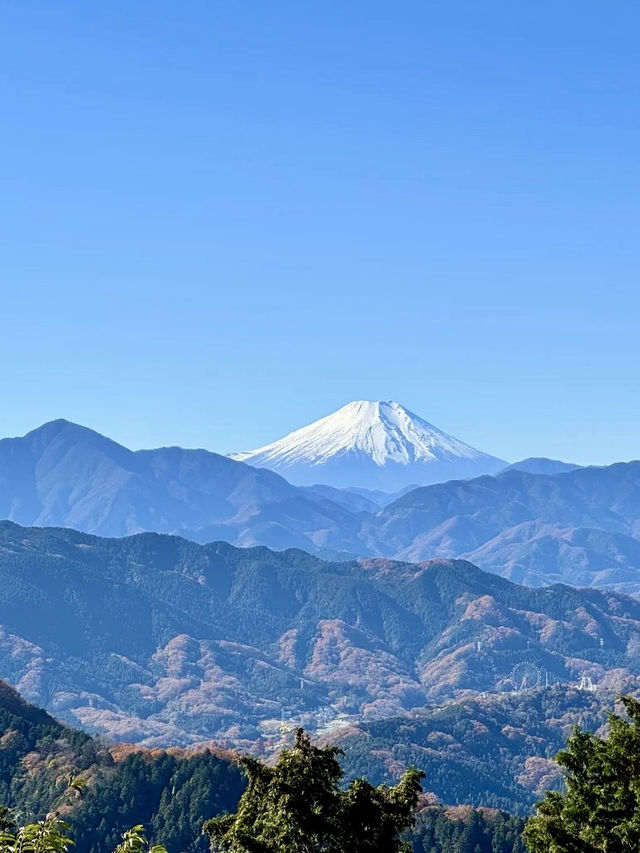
[231,400,507,491]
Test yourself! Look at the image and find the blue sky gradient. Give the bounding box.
[1,1,638,463]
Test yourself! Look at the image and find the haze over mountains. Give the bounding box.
[1,521,637,748]
[231,400,506,490]
[371,463,640,589]
[500,458,581,476]
[0,418,369,554]
[2,416,640,590]
[2,407,640,824]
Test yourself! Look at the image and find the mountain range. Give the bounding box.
[231,401,506,490]
[2,418,640,590]
[0,418,369,554]
[1,521,639,748]
[374,462,640,590]
[0,406,636,848]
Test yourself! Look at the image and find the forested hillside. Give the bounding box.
[335,686,610,814]
[0,681,525,853]
[1,523,639,745]
[4,421,640,591]
[412,806,525,853]
[0,681,244,853]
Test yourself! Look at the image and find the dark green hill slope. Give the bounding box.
[0,679,244,853]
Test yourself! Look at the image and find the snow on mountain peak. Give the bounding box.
[246,400,479,466]
[231,401,506,491]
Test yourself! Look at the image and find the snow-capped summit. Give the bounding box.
[231,401,506,491]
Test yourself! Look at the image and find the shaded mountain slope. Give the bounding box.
[0,419,373,556]
[1,522,640,746]
[373,462,640,589]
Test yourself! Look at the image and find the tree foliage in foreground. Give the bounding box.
[0,820,165,853]
[524,695,640,853]
[0,778,167,853]
[204,729,424,853]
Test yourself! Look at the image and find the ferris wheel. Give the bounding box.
[510,661,542,691]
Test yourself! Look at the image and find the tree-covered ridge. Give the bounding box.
[0,682,243,853]
[0,682,526,853]
[8,675,640,853]
[413,806,525,853]
[0,681,97,820]
[1,523,639,746]
[334,687,610,815]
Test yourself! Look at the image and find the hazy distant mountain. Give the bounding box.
[343,484,417,507]
[0,419,370,554]
[300,483,381,513]
[1,521,639,747]
[231,401,507,491]
[373,463,640,590]
[501,457,582,476]
[3,420,640,591]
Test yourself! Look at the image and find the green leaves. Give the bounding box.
[0,817,73,853]
[524,695,640,853]
[203,728,424,853]
[0,820,166,853]
[111,826,167,853]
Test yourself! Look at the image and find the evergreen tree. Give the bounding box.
[0,809,14,834]
[204,729,424,853]
[524,695,640,853]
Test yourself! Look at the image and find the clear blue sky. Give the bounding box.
[1,1,638,464]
